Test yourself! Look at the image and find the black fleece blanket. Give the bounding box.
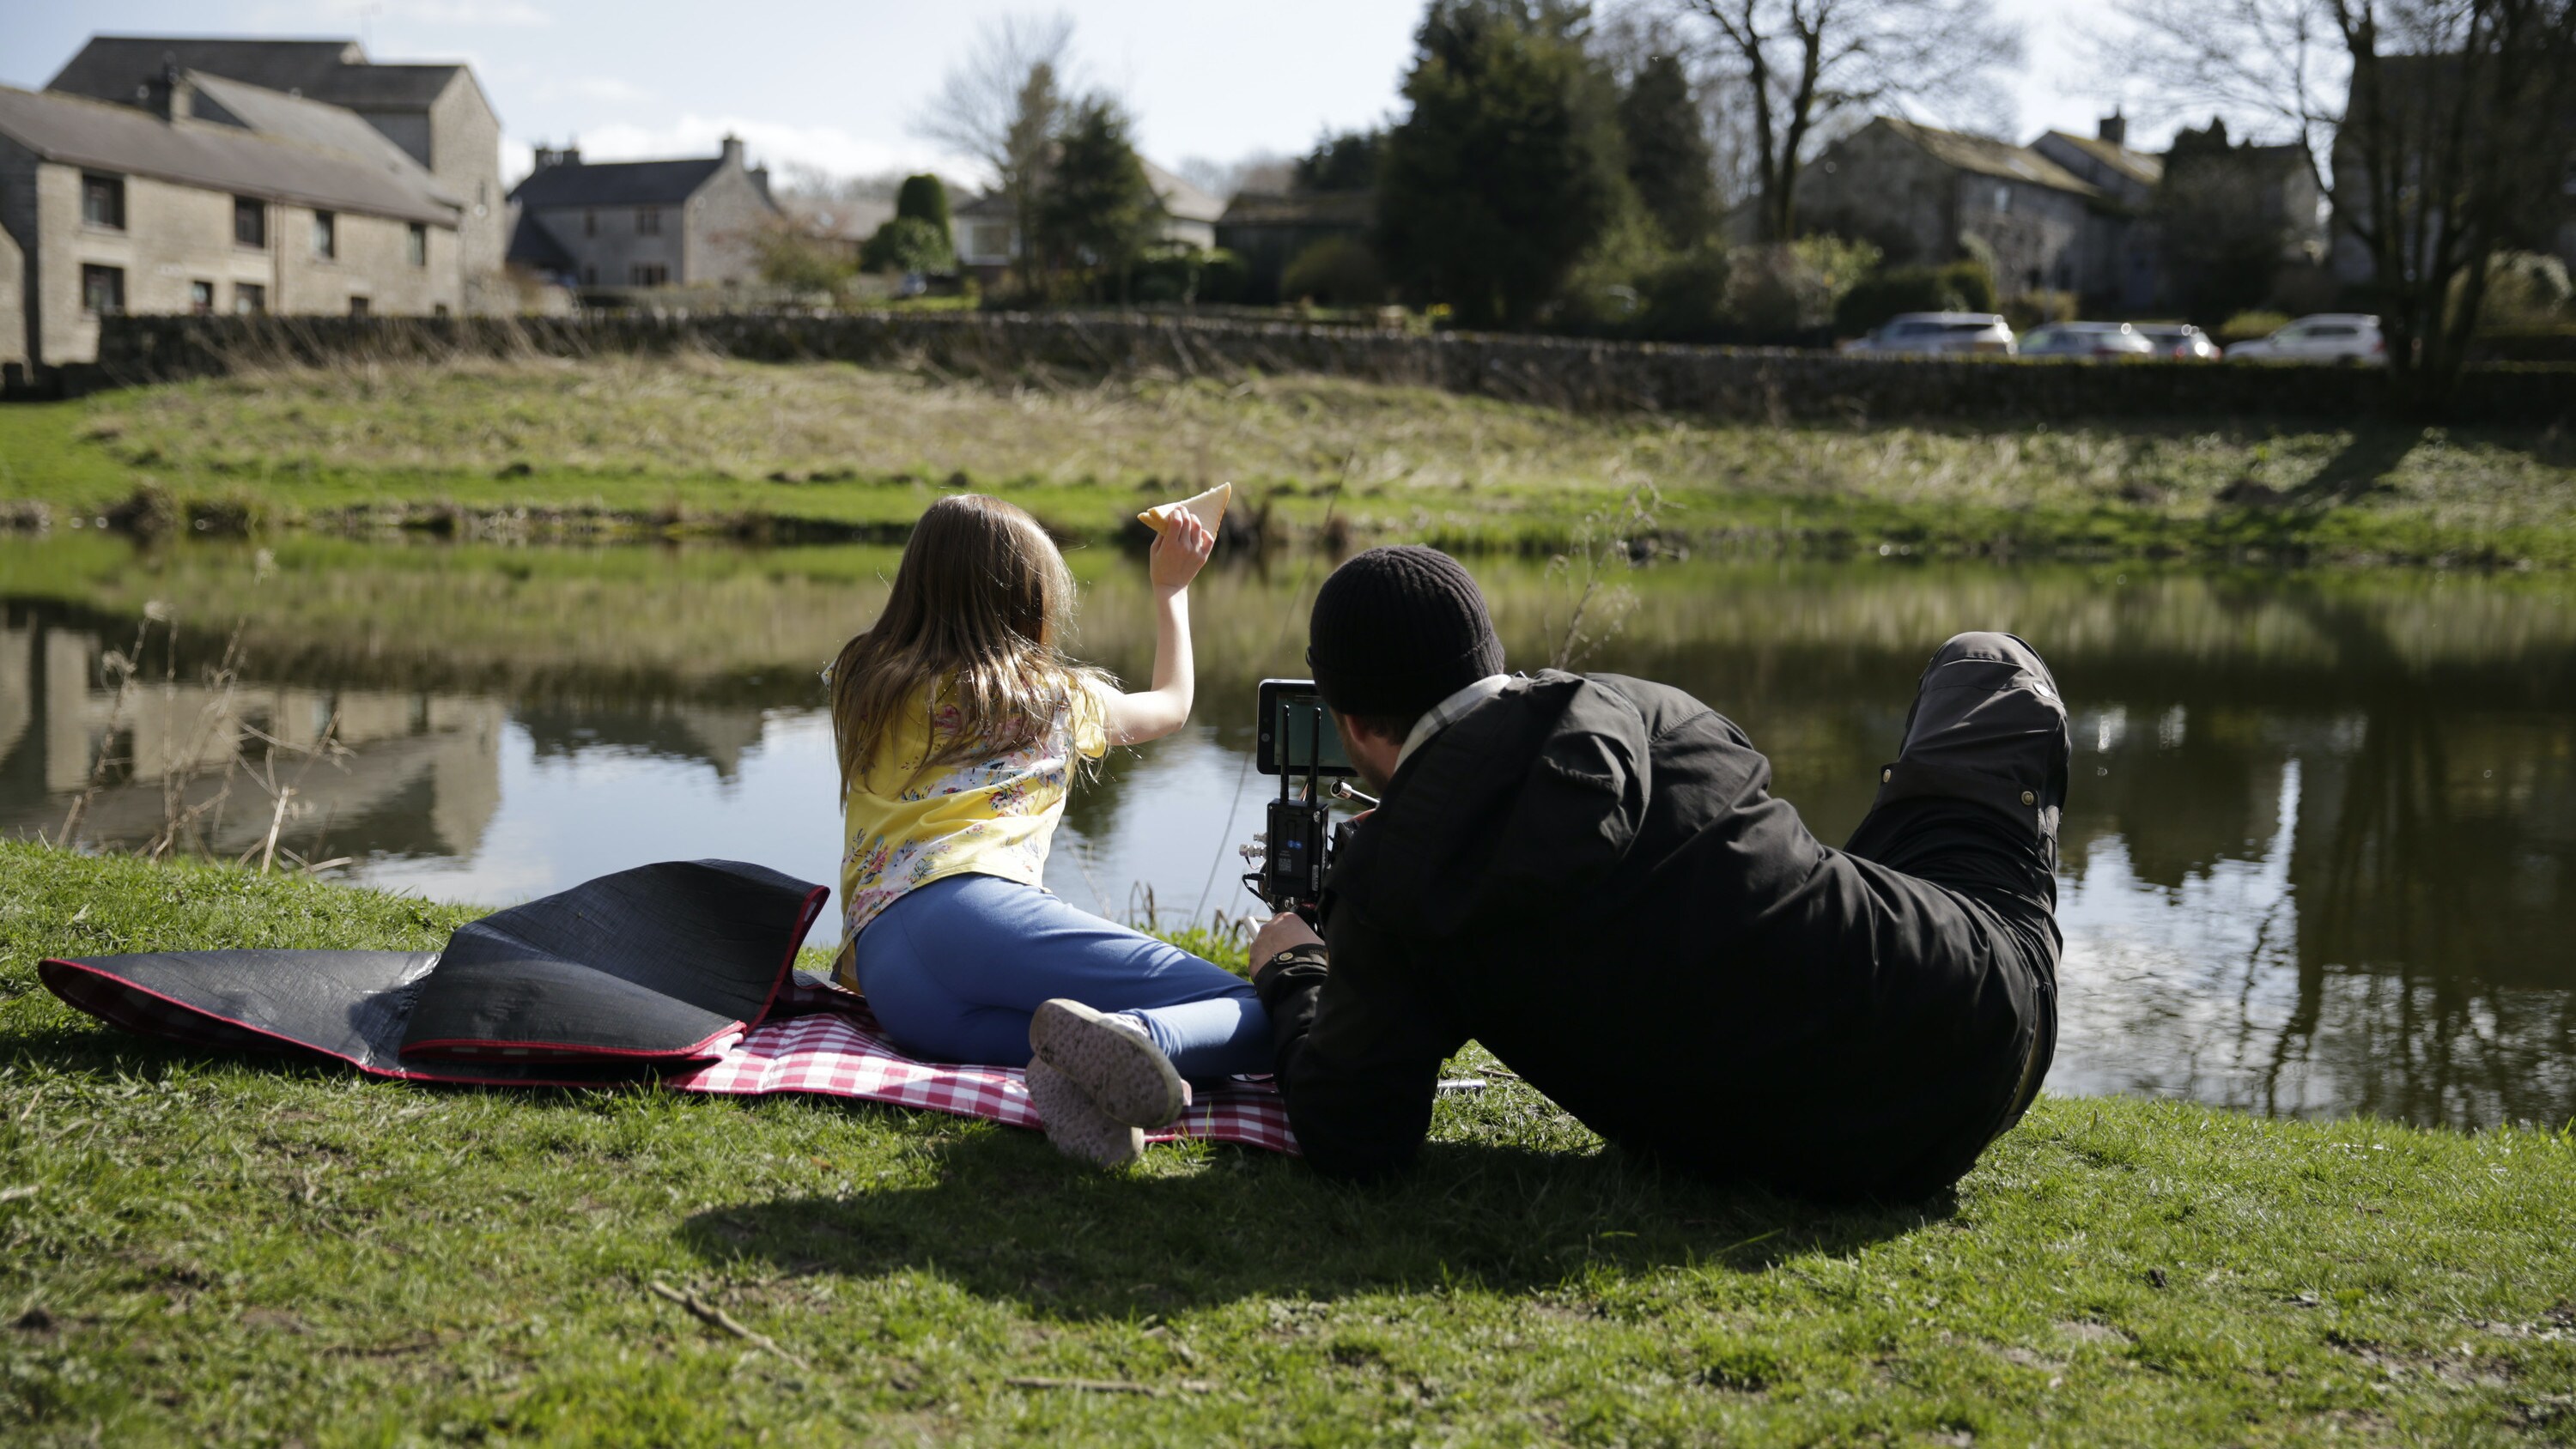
[39,860,829,1086]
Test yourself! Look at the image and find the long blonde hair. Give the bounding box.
[830,494,1107,793]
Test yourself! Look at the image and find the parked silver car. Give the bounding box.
[2132,323,2223,361]
[2223,313,2386,364]
[2018,322,2156,360]
[1840,312,2017,357]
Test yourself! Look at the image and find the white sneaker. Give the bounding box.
[1024,1057,1145,1168]
[1029,998,1188,1129]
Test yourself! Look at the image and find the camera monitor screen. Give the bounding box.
[1255,678,1356,778]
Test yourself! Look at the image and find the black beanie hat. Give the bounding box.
[1308,546,1505,718]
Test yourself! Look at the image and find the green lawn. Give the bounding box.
[3,841,2572,1445]
[7,357,2576,563]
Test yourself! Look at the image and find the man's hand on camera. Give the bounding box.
[1250,911,1323,974]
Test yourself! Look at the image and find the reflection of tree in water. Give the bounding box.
[2281,594,2576,1126]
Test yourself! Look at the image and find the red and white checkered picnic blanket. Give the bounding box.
[665,979,1299,1154]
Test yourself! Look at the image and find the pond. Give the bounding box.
[5,536,2573,1131]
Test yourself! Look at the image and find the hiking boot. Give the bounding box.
[1024,1057,1145,1168]
[1872,631,2072,863]
[1029,998,1188,1129]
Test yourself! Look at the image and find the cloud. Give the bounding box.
[568,113,979,185]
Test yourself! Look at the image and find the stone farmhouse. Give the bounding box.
[46,37,504,303]
[0,73,463,378]
[1799,111,2339,314]
[504,139,783,290]
[2032,115,2165,311]
[949,159,1224,285]
[1797,117,2106,300]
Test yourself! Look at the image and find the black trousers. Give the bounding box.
[1842,632,2069,1196]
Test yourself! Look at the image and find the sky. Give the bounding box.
[1,0,2164,192]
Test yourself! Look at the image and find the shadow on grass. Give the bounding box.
[2292,426,2431,504]
[673,1128,1945,1319]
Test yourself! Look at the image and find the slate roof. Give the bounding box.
[509,157,724,209]
[0,82,458,226]
[187,70,460,205]
[506,207,578,274]
[2041,130,2164,189]
[1876,118,2100,197]
[46,37,466,113]
[1142,159,1224,224]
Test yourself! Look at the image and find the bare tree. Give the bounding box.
[1670,0,2024,241]
[2115,0,2576,408]
[912,12,1076,285]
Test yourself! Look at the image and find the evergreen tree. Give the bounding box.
[1376,0,1622,327]
[1035,97,1163,300]
[1294,130,1385,193]
[895,173,951,233]
[1618,54,1717,247]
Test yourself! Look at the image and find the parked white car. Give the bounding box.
[2132,323,2223,361]
[2223,314,2385,364]
[2018,322,2156,360]
[1840,312,2017,357]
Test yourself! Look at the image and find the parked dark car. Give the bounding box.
[2018,322,2155,360]
[2132,323,2222,361]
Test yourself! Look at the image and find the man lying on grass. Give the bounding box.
[1235,546,2070,1199]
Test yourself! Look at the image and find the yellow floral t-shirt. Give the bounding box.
[835,677,1115,985]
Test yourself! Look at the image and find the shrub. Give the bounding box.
[750,221,854,294]
[1198,248,1249,305]
[1282,235,1388,306]
[1727,236,1880,336]
[2220,309,2292,343]
[2469,251,2573,329]
[1128,246,1252,305]
[1833,260,1999,335]
[895,173,951,232]
[2002,289,2077,332]
[858,216,954,276]
[1633,244,1733,341]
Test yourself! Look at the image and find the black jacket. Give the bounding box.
[1254,671,2046,1199]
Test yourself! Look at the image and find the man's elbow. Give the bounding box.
[1283,1094,1428,1184]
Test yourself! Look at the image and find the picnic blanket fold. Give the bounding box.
[38,861,1297,1151]
[39,859,824,1085]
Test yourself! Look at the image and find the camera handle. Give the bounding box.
[1240,741,1365,921]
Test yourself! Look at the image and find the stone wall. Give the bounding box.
[88,310,2576,425]
[0,209,23,371]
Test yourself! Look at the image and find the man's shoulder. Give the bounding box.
[1571,672,1741,744]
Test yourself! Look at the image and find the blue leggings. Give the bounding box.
[850,873,1273,1079]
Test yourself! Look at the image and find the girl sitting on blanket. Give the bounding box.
[825,493,1263,1167]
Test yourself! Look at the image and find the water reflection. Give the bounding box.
[3,541,2572,1129]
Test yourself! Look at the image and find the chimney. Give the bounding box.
[720,134,746,168]
[139,58,196,122]
[2099,108,2128,148]
[532,142,581,169]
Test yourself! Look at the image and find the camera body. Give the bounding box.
[1243,679,1364,919]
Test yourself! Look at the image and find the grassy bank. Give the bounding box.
[3,842,2572,1445]
[8,357,2576,564]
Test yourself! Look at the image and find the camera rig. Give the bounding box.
[1239,679,1372,919]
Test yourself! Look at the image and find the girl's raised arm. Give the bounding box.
[1103,511,1215,747]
